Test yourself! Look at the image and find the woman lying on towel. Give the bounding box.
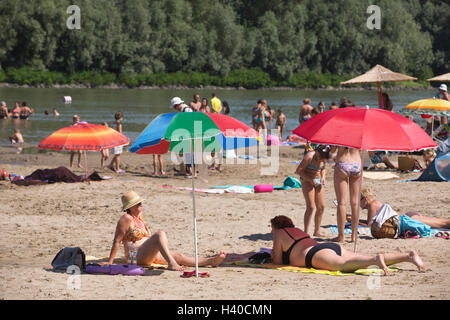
[356,188,450,238]
[270,215,425,275]
[100,190,226,271]
[11,166,105,185]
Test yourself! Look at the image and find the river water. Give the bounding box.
[0,87,437,146]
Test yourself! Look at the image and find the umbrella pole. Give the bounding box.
[190,140,199,278]
[84,150,88,179]
[354,149,365,253]
[377,82,383,109]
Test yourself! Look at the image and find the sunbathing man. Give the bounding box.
[270,215,425,276]
[101,191,226,270]
[368,151,398,170]
[356,188,450,238]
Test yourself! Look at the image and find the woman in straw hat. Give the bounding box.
[270,215,425,275]
[101,191,226,270]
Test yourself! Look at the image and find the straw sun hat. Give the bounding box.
[121,191,144,211]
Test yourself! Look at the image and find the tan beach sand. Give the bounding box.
[0,145,449,300]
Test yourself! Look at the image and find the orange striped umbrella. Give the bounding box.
[38,122,129,175]
[38,122,129,151]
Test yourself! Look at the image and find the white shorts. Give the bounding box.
[113,146,123,155]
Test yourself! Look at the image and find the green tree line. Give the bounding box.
[0,0,448,88]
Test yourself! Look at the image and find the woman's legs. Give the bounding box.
[333,167,349,242]
[405,213,450,229]
[314,185,325,237]
[171,251,227,268]
[137,230,183,270]
[301,181,315,235]
[137,230,226,270]
[348,173,362,242]
[158,155,165,175]
[312,247,425,275]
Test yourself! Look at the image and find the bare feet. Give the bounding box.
[167,262,184,271]
[313,232,325,237]
[209,250,227,267]
[331,236,345,243]
[376,254,390,276]
[409,251,425,272]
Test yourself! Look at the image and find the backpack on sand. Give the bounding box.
[51,247,86,272]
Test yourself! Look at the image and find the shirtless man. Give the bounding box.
[19,102,34,120]
[299,98,313,124]
[189,93,201,112]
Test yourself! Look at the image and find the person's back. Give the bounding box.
[299,99,313,124]
[210,93,222,113]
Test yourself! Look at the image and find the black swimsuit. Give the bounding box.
[281,228,310,265]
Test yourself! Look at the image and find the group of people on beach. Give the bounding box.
[69,112,125,174]
[251,99,287,140]
[99,187,432,276]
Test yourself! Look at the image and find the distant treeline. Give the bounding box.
[0,0,448,89]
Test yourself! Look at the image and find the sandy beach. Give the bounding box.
[0,144,449,301]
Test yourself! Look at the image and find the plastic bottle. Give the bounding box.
[128,243,137,265]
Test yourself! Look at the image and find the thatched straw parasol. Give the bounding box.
[341,64,417,109]
[427,73,450,82]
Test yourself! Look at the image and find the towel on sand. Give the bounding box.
[225,261,399,276]
[328,223,448,237]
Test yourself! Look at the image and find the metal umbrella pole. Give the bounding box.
[190,139,199,277]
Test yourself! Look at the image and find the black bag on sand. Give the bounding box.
[51,247,86,272]
[248,252,272,264]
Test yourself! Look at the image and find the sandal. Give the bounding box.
[180,270,210,278]
[435,231,450,239]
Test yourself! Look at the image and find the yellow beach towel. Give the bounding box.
[226,261,399,276]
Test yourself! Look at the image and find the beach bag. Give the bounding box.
[248,252,272,264]
[370,216,400,239]
[51,247,86,271]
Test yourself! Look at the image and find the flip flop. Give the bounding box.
[435,231,450,239]
[180,271,210,278]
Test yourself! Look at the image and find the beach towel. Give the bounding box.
[328,223,372,236]
[363,171,399,180]
[212,176,301,191]
[328,222,446,238]
[162,185,253,194]
[225,261,399,276]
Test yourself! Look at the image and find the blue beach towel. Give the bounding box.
[328,223,372,236]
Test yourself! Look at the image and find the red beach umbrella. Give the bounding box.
[293,107,436,151]
[293,107,437,251]
[38,122,129,174]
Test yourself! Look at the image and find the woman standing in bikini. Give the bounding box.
[295,145,331,236]
[101,191,226,270]
[270,215,425,275]
[330,146,362,243]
